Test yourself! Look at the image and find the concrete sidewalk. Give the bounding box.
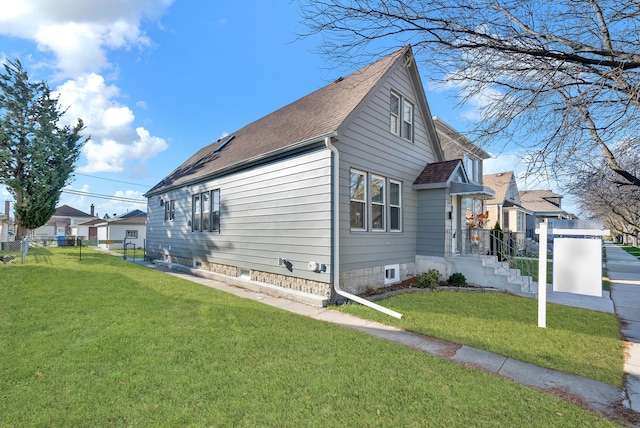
[132,256,637,423]
[605,242,640,415]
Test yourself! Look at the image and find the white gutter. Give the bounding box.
[324,136,403,319]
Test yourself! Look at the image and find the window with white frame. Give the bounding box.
[371,175,385,231]
[517,211,524,232]
[350,170,402,232]
[350,170,366,230]
[202,191,210,231]
[390,92,400,135]
[390,91,414,141]
[402,99,413,141]
[385,264,400,285]
[390,180,402,231]
[126,230,138,239]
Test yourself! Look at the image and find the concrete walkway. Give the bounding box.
[127,248,640,424]
[605,242,640,415]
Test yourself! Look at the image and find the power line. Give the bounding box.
[73,172,152,188]
[62,188,146,203]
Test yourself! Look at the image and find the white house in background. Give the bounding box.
[96,210,147,250]
[31,205,97,239]
[0,201,12,244]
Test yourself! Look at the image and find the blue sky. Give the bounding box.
[0,0,552,219]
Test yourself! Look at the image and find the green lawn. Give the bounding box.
[0,248,623,426]
[620,244,640,259]
[339,291,623,387]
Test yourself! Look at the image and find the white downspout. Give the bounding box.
[325,137,403,319]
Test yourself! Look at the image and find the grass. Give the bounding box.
[0,247,623,427]
[620,245,640,259]
[338,291,623,387]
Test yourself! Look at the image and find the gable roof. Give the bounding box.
[52,205,94,218]
[433,117,490,161]
[413,159,463,185]
[96,210,147,226]
[519,190,567,215]
[483,172,516,205]
[147,46,440,196]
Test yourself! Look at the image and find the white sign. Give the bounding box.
[552,238,602,297]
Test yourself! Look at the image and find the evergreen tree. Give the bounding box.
[0,59,87,237]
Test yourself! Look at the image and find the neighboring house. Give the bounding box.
[519,189,572,237]
[31,205,97,239]
[0,201,12,244]
[144,46,503,304]
[75,217,102,242]
[434,117,493,241]
[483,172,530,250]
[96,210,147,250]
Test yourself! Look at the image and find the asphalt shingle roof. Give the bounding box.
[147,47,410,195]
[413,159,462,185]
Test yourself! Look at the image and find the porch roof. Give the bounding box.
[450,182,495,199]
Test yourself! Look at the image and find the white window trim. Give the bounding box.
[389,179,402,232]
[402,99,413,141]
[385,264,400,285]
[350,169,367,231]
[390,92,400,135]
[371,174,386,232]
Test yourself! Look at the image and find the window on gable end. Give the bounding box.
[402,99,413,141]
[390,92,400,135]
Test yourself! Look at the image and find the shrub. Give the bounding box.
[415,269,440,289]
[448,272,467,287]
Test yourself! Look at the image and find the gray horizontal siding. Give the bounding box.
[336,60,439,272]
[146,149,333,282]
[416,188,447,255]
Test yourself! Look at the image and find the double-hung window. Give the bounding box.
[402,99,413,140]
[350,169,402,232]
[390,180,401,232]
[371,175,385,231]
[350,170,366,230]
[390,91,414,141]
[390,92,400,135]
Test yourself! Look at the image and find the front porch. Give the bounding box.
[417,228,536,293]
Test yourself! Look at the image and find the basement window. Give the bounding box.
[384,264,400,285]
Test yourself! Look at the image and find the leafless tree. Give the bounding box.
[567,138,640,244]
[298,0,640,186]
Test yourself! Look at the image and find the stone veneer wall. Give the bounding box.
[251,270,332,298]
[200,260,237,276]
[339,262,415,295]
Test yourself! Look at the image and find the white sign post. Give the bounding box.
[535,221,609,328]
[536,222,548,328]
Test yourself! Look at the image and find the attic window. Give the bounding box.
[213,135,235,153]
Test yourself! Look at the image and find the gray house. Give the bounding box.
[145,46,497,306]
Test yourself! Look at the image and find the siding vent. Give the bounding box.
[213,135,235,153]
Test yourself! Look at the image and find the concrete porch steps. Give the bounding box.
[447,255,534,293]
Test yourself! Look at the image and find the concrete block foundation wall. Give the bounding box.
[340,262,415,295]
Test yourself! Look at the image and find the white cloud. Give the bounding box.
[0,1,172,175]
[0,0,172,77]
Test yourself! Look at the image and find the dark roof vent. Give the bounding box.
[214,135,235,153]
